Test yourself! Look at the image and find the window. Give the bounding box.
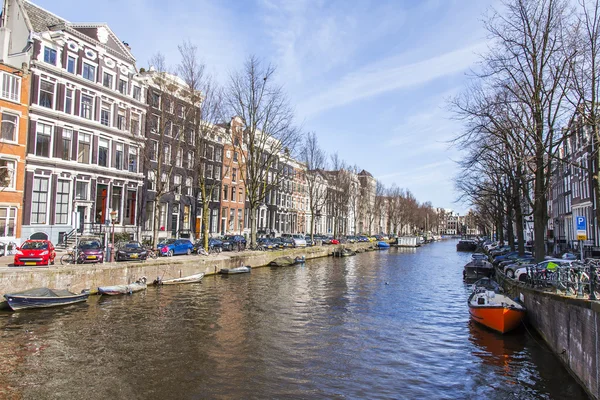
[112,186,122,222]
[82,63,96,81]
[100,104,111,126]
[76,181,88,200]
[98,138,109,167]
[160,203,167,229]
[232,168,237,182]
[164,144,171,164]
[187,152,194,169]
[130,113,140,135]
[214,166,221,180]
[176,148,183,167]
[0,207,16,237]
[173,125,180,139]
[231,186,236,202]
[125,190,136,225]
[44,47,57,65]
[150,92,160,108]
[223,185,229,201]
[185,177,192,196]
[161,172,169,191]
[239,189,243,203]
[115,143,124,170]
[78,133,91,164]
[165,121,172,136]
[67,56,76,74]
[144,201,154,230]
[233,152,239,162]
[40,80,54,108]
[102,72,113,89]
[62,129,72,161]
[65,89,73,114]
[148,171,156,191]
[183,205,190,229]
[206,163,213,179]
[150,114,159,132]
[1,113,17,141]
[188,131,195,146]
[215,148,222,162]
[0,158,16,188]
[174,174,182,194]
[150,140,158,161]
[132,86,141,101]
[31,177,49,224]
[211,208,218,232]
[1,73,20,102]
[177,105,184,118]
[117,110,126,130]
[128,148,137,173]
[205,145,214,160]
[35,122,52,157]
[55,180,70,224]
[80,94,93,119]
[119,79,127,95]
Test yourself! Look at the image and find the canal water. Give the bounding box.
[0,240,590,399]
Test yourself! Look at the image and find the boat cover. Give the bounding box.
[7,288,77,297]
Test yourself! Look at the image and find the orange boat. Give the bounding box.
[468,278,526,334]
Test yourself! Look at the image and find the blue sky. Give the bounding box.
[31,0,497,214]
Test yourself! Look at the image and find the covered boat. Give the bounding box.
[468,278,526,334]
[463,258,494,282]
[269,256,305,267]
[377,241,390,248]
[98,277,147,295]
[219,265,251,275]
[332,248,356,257]
[156,273,205,285]
[457,239,478,252]
[3,288,89,311]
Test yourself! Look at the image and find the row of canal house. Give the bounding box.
[0,0,380,246]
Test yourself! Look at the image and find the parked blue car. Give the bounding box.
[157,239,194,257]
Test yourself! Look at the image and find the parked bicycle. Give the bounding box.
[146,248,158,259]
[60,247,79,265]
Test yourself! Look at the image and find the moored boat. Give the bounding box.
[98,277,147,295]
[468,278,526,334]
[157,273,205,285]
[377,241,390,248]
[219,266,251,275]
[332,248,356,257]
[3,288,89,311]
[463,258,494,282]
[269,255,306,267]
[457,239,478,252]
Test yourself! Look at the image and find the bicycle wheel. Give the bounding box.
[60,254,74,265]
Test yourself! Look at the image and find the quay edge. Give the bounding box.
[497,270,600,400]
[0,242,378,308]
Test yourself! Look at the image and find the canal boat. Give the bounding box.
[463,258,494,282]
[98,277,147,295]
[219,265,251,275]
[269,256,306,267]
[377,241,390,249]
[3,287,89,311]
[332,248,356,257]
[157,273,205,285]
[468,278,526,334]
[457,239,478,252]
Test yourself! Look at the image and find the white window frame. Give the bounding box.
[0,157,17,189]
[100,103,111,127]
[0,111,19,143]
[150,140,158,161]
[31,175,50,224]
[1,73,21,102]
[77,132,92,164]
[80,93,94,120]
[43,46,57,65]
[102,70,115,90]
[61,128,73,161]
[35,122,53,157]
[64,88,74,114]
[39,79,55,109]
[54,179,71,225]
[0,206,17,237]
[82,62,97,82]
[98,137,110,168]
[75,180,89,200]
[66,54,77,74]
[148,170,157,191]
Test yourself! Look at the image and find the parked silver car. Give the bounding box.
[292,234,307,248]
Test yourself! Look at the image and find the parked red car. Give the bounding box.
[330,239,340,245]
[14,240,56,266]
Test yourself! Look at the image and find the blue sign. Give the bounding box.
[576,216,587,231]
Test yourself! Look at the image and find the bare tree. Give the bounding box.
[225,56,301,246]
[300,132,328,241]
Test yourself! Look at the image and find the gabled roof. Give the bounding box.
[22,0,67,32]
[69,24,134,61]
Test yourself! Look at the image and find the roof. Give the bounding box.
[22,0,67,32]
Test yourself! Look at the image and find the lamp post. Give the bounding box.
[110,210,118,262]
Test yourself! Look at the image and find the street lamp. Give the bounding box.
[110,210,118,262]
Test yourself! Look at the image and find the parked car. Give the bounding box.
[13,240,56,266]
[258,237,277,250]
[346,236,357,243]
[292,234,307,248]
[193,238,223,254]
[78,239,105,263]
[492,251,532,266]
[221,235,247,251]
[357,235,370,242]
[116,241,148,262]
[304,235,315,246]
[157,239,194,256]
[271,237,284,249]
[330,238,340,245]
[280,237,295,248]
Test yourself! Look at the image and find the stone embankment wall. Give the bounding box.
[499,273,600,400]
[0,243,375,299]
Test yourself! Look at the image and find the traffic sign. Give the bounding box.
[576,216,587,241]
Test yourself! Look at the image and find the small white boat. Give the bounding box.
[158,272,205,285]
[98,277,147,295]
[219,266,251,275]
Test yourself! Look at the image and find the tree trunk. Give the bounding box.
[152,197,161,249]
[534,154,547,262]
[249,204,257,247]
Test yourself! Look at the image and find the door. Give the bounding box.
[77,206,86,233]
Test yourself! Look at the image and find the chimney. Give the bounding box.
[122,41,131,51]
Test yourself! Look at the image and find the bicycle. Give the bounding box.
[60,248,79,265]
[248,243,266,251]
[146,248,158,259]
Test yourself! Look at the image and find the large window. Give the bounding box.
[176,148,183,167]
[112,186,122,223]
[130,114,140,135]
[144,201,153,231]
[223,184,228,201]
[0,158,16,189]
[65,89,73,114]
[214,166,221,180]
[67,56,76,74]
[117,110,126,130]
[102,72,113,89]
[31,177,49,224]
[61,128,72,161]
[119,79,127,95]
[174,174,182,194]
[76,180,88,200]
[215,147,222,162]
[161,173,169,192]
[148,171,156,191]
[128,148,137,172]
[150,140,158,161]
[115,143,124,170]
[98,138,109,167]
[1,73,20,102]
[35,123,52,157]
[43,47,56,65]
[39,80,54,108]
[81,94,93,119]
[55,180,70,224]
[185,177,192,196]
[0,207,16,237]
[78,133,91,164]
[132,86,141,101]
[164,144,171,164]
[187,151,194,169]
[82,63,96,81]
[1,113,17,141]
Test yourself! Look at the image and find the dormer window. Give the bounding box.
[44,47,56,65]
